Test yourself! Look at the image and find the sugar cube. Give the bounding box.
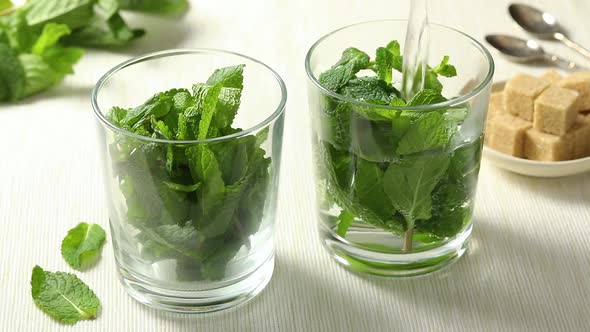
[566,116,590,159]
[540,70,562,84]
[524,129,571,161]
[485,92,505,145]
[533,86,579,135]
[489,113,532,157]
[504,73,550,121]
[558,71,590,111]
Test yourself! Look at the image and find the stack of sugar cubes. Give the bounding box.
[486,70,590,161]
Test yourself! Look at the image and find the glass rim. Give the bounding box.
[91,48,288,144]
[304,19,495,111]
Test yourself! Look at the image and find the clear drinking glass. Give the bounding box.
[305,20,494,276]
[92,49,286,312]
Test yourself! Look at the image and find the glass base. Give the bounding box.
[321,224,472,277]
[116,255,274,313]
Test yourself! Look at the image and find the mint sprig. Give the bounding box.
[107,65,271,280]
[0,0,189,102]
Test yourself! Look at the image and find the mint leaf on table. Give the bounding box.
[0,0,13,12]
[61,223,106,270]
[97,0,120,18]
[0,0,188,102]
[31,266,101,324]
[117,0,189,15]
[0,43,25,101]
[23,0,95,29]
[383,154,450,230]
[0,14,83,101]
[62,12,145,48]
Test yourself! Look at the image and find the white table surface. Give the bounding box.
[2,0,590,331]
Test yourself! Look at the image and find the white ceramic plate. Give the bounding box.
[483,81,590,178]
[483,146,590,177]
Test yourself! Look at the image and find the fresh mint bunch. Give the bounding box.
[316,41,481,252]
[107,65,271,280]
[0,0,188,102]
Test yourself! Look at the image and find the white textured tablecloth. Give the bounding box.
[2,0,590,331]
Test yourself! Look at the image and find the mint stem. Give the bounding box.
[402,228,414,253]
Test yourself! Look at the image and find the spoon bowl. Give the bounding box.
[508,3,590,60]
[509,3,562,39]
[485,35,545,62]
[485,34,584,70]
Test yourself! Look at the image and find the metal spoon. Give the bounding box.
[485,34,585,70]
[509,3,590,61]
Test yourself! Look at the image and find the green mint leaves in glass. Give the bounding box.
[306,20,494,276]
[93,50,286,312]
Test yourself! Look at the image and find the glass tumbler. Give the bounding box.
[92,49,286,312]
[305,20,494,276]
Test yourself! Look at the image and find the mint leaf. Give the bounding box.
[117,0,189,15]
[0,42,25,101]
[61,222,106,270]
[31,266,101,324]
[0,0,13,12]
[192,83,222,140]
[407,89,447,106]
[374,47,394,84]
[390,97,406,107]
[97,0,119,18]
[122,92,172,129]
[423,56,457,92]
[18,53,59,97]
[340,76,399,104]
[415,181,470,238]
[319,63,356,92]
[383,154,450,228]
[63,12,145,48]
[318,47,370,92]
[163,181,200,192]
[386,40,402,61]
[333,47,370,72]
[206,64,245,89]
[352,158,400,222]
[373,41,403,83]
[336,210,354,237]
[24,0,95,29]
[432,55,457,77]
[31,23,71,55]
[0,11,36,52]
[396,111,453,155]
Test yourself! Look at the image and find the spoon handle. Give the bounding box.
[554,33,590,61]
[544,53,586,71]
